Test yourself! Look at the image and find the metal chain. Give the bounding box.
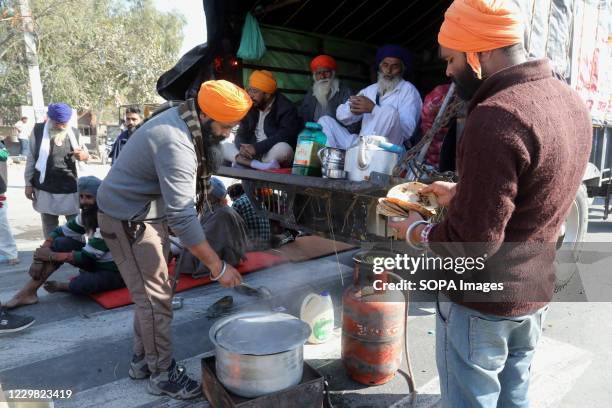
[392,86,465,180]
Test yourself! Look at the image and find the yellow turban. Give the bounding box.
[197,80,252,123]
[438,0,524,79]
[248,70,277,94]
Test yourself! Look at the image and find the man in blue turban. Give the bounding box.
[321,44,422,150]
[375,44,414,76]
[47,103,73,124]
[24,102,90,239]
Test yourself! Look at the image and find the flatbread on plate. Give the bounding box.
[383,181,439,218]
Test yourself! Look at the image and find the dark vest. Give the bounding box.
[0,141,7,195]
[31,123,78,194]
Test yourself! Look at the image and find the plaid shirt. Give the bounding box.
[232,194,271,250]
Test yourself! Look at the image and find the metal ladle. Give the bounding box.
[234,282,272,299]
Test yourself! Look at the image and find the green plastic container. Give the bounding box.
[292,122,327,176]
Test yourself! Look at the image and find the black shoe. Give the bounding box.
[128,354,151,379]
[0,308,35,334]
[147,360,201,399]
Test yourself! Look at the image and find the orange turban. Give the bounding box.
[248,70,277,94]
[197,80,252,123]
[310,55,337,72]
[438,0,524,79]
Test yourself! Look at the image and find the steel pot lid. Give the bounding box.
[211,312,311,356]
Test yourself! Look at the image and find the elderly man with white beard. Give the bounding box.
[321,45,422,149]
[299,55,358,134]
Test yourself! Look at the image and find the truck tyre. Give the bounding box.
[554,184,589,290]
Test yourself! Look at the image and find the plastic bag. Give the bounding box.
[237,12,267,60]
[0,147,8,162]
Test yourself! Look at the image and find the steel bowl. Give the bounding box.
[323,169,347,179]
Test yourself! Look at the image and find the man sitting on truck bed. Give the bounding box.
[299,55,358,135]
[222,70,302,170]
[321,44,422,149]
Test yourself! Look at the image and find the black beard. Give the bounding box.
[80,203,99,235]
[201,120,225,172]
[453,64,484,101]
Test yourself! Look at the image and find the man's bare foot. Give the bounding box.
[235,154,253,168]
[4,292,38,309]
[43,281,69,293]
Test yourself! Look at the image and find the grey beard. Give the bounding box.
[377,72,402,96]
[312,78,339,111]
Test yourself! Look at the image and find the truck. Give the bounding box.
[158,0,612,279]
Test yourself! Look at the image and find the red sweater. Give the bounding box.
[430,59,592,317]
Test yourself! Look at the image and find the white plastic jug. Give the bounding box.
[300,291,334,344]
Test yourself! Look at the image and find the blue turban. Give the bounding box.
[210,177,227,200]
[47,103,73,123]
[375,44,413,74]
[77,176,102,197]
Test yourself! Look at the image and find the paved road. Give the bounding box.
[1,161,611,407]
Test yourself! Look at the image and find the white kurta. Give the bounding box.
[321,79,422,149]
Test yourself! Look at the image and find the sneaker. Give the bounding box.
[128,354,151,379]
[0,309,35,334]
[278,230,296,246]
[147,360,201,399]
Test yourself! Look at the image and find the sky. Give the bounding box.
[153,0,207,57]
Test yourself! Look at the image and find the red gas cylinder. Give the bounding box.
[341,250,406,385]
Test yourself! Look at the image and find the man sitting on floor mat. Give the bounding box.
[227,183,271,251]
[174,178,248,278]
[4,176,124,309]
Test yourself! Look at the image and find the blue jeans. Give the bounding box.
[19,138,29,156]
[436,292,548,408]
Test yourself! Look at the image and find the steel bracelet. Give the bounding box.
[406,220,429,250]
[210,261,227,281]
[420,223,436,245]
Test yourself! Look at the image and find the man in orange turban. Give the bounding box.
[223,70,302,170]
[197,79,254,123]
[390,1,593,407]
[438,0,524,99]
[96,80,251,400]
[298,55,358,138]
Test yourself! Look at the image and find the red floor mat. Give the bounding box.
[87,251,287,309]
[263,167,292,174]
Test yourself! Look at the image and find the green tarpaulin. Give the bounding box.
[242,25,376,103]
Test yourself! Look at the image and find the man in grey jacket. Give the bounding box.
[96,80,252,400]
[298,55,359,141]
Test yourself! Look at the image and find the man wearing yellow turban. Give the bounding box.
[222,70,302,170]
[390,1,593,406]
[96,80,252,400]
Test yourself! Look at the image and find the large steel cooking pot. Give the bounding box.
[209,311,311,398]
